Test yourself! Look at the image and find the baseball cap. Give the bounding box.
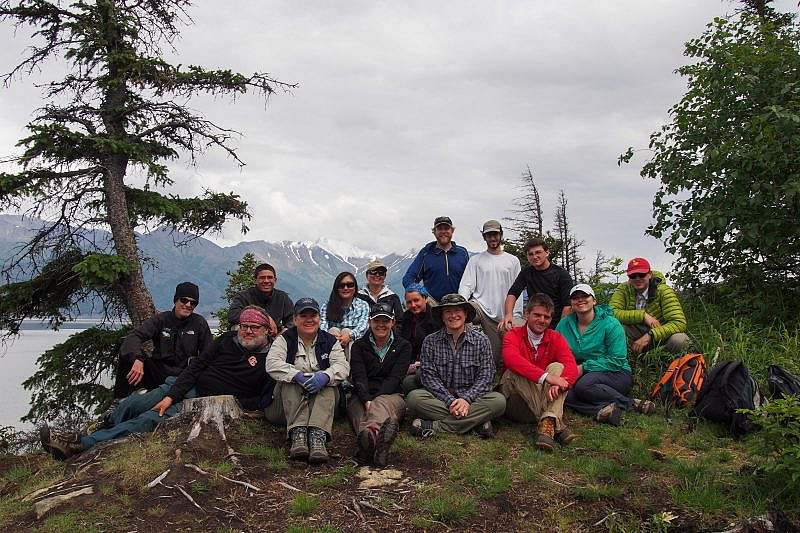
[569,283,596,298]
[481,220,503,234]
[366,259,387,272]
[369,301,395,320]
[294,297,320,315]
[626,257,651,276]
[433,216,453,228]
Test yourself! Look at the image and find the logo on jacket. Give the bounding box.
[248,356,257,367]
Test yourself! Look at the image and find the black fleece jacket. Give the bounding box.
[120,310,212,367]
[349,334,412,403]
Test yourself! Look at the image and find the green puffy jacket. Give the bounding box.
[555,304,630,374]
[609,271,687,344]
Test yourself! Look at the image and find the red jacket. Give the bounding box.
[502,326,579,385]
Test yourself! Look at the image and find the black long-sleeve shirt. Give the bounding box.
[508,263,573,328]
[228,287,294,329]
[119,310,212,368]
[349,334,412,403]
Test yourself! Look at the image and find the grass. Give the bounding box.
[449,458,511,499]
[416,486,477,524]
[289,494,319,517]
[241,443,287,471]
[102,437,172,491]
[310,464,357,489]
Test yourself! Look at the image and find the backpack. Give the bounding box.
[689,360,764,436]
[767,365,800,399]
[650,353,706,407]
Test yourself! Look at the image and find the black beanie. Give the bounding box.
[174,282,199,303]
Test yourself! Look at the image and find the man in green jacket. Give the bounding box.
[609,258,690,355]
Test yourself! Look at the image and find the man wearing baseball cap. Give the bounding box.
[265,298,349,463]
[406,294,506,438]
[356,259,404,322]
[113,281,213,398]
[402,216,470,302]
[609,258,689,355]
[458,219,524,367]
[348,302,412,466]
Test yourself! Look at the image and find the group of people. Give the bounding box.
[40,216,691,466]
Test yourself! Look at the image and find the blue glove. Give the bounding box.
[293,372,312,388]
[304,372,330,394]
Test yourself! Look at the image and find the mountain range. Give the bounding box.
[0,214,419,316]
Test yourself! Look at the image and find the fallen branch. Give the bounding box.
[352,497,376,533]
[145,469,171,489]
[219,475,261,492]
[278,481,302,492]
[359,499,391,516]
[176,485,204,512]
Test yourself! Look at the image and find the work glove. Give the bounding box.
[293,372,313,389]
[304,372,330,395]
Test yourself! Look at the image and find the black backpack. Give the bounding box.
[767,365,800,399]
[690,360,764,436]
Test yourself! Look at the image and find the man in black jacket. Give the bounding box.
[229,263,294,333]
[114,282,212,398]
[348,302,411,466]
[41,306,274,460]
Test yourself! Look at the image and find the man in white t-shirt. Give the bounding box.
[458,220,524,368]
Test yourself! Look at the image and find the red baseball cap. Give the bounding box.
[626,257,651,275]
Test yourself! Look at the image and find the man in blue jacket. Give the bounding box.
[402,216,470,302]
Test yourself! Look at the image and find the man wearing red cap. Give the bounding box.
[609,258,689,355]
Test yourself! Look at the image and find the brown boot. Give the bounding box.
[535,417,556,451]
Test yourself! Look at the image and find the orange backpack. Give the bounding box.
[650,353,706,407]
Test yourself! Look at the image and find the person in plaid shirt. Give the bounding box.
[406,294,506,437]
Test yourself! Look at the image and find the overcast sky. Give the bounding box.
[1,1,796,274]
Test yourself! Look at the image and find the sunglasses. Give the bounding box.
[178,297,198,307]
[338,282,356,289]
[239,323,265,332]
[367,270,386,277]
[628,273,648,280]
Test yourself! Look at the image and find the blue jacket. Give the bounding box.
[402,241,470,301]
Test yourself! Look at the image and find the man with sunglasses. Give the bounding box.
[113,281,212,398]
[609,258,690,355]
[356,259,404,323]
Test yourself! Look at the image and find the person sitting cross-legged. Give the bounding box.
[265,298,349,463]
[556,284,655,426]
[406,294,506,438]
[41,306,276,460]
[500,293,579,451]
[347,302,412,467]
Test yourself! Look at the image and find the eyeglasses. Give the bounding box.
[178,297,198,307]
[628,273,647,280]
[338,282,356,289]
[239,323,266,332]
[366,270,386,277]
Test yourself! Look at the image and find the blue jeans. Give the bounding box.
[565,370,632,418]
[81,377,196,448]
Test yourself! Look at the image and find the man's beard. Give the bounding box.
[239,333,268,350]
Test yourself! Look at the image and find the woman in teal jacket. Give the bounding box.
[556,284,652,425]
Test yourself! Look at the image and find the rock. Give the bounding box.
[357,467,403,489]
[34,486,94,519]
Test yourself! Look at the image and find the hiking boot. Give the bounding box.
[472,420,496,439]
[596,403,622,426]
[373,418,399,467]
[555,426,578,446]
[40,425,86,460]
[307,428,329,464]
[409,418,436,439]
[535,417,556,451]
[288,427,309,460]
[632,398,656,415]
[356,428,376,464]
[86,399,121,433]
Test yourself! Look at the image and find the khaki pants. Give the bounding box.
[624,323,690,355]
[346,393,405,434]
[406,389,506,434]
[263,381,338,437]
[500,363,567,432]
[402,373,422,395]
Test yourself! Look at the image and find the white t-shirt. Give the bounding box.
[458,251,523,321]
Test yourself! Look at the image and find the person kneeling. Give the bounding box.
[500,293,579,451]
[41,306,275,459]
[348,302,411,466]
[265,298,349,463]
[406,294,506,438]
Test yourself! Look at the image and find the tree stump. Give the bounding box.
[181,395,244,473]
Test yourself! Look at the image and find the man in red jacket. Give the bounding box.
[500,293,579,451]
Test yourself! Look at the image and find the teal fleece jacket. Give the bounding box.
[555,304,630,373]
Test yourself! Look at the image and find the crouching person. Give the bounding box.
[406,294,506,438]
[265,298,349,463]
[348,302,411,466]
[500,293,579,450]
[41,306,274,459]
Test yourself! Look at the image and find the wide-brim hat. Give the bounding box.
[432,293,476,323]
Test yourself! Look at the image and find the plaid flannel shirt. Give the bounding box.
[419,327,495,407]
[320,298,370,340]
